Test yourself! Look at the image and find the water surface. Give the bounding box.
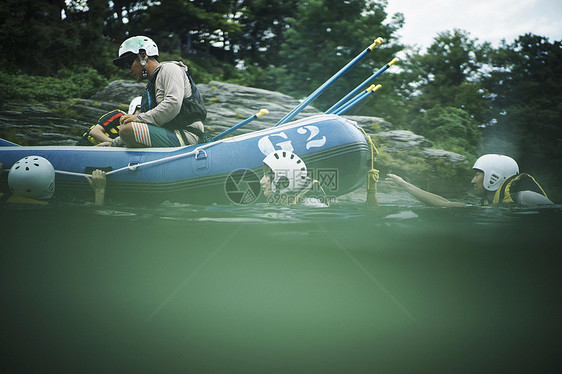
[1,193,560,372]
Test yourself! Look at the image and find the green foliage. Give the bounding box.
[483,34,562,202]
[397,29,492,126]
[275,0,404,109]
[0,68,109,105]
[0,0,114,76]
[412,106,481,155]
[129,0,241,63]
[232,0,299,67]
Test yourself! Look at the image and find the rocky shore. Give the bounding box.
[0,80,472,194]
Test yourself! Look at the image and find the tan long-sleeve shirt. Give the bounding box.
[136,61,204,144]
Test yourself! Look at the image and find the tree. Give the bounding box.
[411,106,481,154]
[401,30,492,122]
[483,34,562,199]
[125,0,242,62]
[0,0,81,74]
[273,0,403,110]
[103,0,148,40]
[395,30,492,154]
[232,0,299,67]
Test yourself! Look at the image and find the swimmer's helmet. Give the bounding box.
[262,150,308,194]
[8,156,55,199]
[473,154,519,191]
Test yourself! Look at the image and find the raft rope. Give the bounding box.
[54,126,380,208]
[358,127,379,207]
[54,142,219,178]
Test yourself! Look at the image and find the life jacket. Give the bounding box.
[76,110,124,146]
[140,65,211,144]
[0,193,49,205]
[0,171,49,205]
[482,173,548,205]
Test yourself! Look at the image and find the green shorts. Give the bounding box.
[148,124,182,147]
[132,123,181,147]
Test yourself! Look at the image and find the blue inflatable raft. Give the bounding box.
[0,114,371,204]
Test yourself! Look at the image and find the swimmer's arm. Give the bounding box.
[386,174,466,208]
[93,187,105,206]
[85,170,106,206]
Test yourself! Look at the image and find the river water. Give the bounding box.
[1,189,560,372]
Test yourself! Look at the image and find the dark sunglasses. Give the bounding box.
[125,54,138,69]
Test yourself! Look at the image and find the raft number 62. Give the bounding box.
[257,125,326,156]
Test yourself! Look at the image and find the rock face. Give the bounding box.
[0,79,471,193]
[91,80,321,133]
[376,130,433,150]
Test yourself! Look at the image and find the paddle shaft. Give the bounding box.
[212,109,269,141]
[334,85,382,115]
[274,38,383,127]
[326,58,398,114]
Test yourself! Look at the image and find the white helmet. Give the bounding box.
[8,156,55,199]
[473,154,519,191]
[263,150,308,194]
[113,36,159,67]
[128,96,142,114]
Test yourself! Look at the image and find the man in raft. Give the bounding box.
[106,36,209,147]
[385,154,553,207]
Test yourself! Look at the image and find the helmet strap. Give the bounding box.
[273,176,291,195]
[140,56,148,78]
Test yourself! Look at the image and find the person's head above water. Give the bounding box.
[386,153,550,207]
[471,154,519,197]
[8,156,55,199]
[260,150,308,198]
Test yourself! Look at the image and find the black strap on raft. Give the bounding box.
[175,125,212,145]
[185,126,213,144]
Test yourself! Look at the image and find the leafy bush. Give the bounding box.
[0,68,109,105]
[412,106,481,155]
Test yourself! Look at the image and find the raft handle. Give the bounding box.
[195,149,208,160]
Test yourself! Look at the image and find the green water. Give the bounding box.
[1,195,561,372]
